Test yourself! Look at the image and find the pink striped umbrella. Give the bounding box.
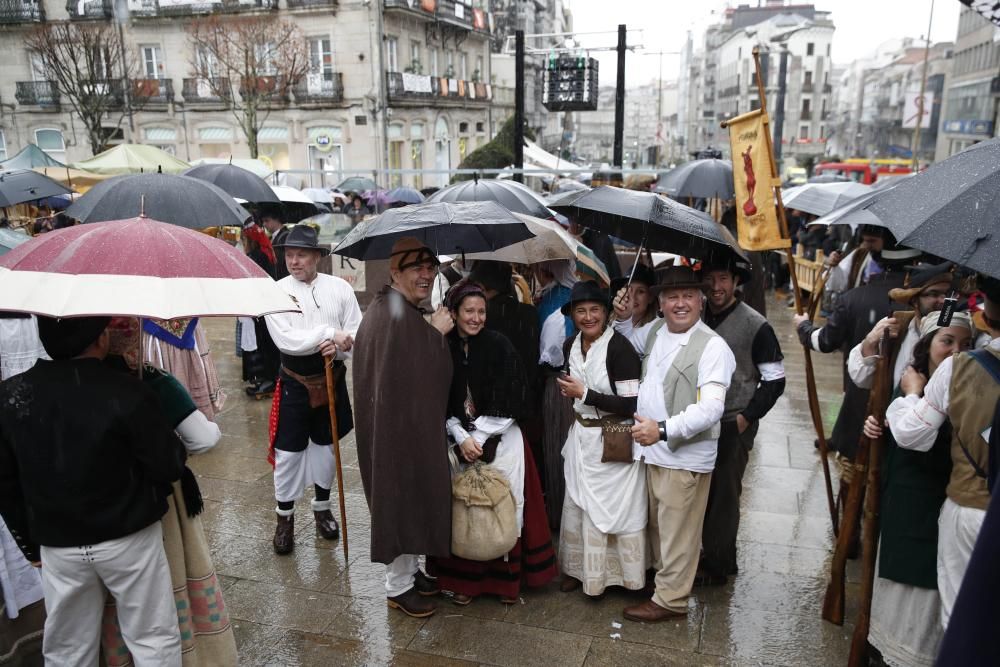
[0,216,297,319]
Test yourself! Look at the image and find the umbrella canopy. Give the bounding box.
[188,157,273,179]
[654,159,734,199]
[427,178,554,219]
[0,228,30,256]
[183,163,279,204]
[33,167,110,194]
[465,214,611,285]
[271,184,315,205]
[781,181,873,217]
[861,138,1000,279]
[807,173,850,184]
[301,187,334,205]
[67,173,251,228]
[335,176,378,193]
[0,143,66,170]
[70,144,190,175]
[386,186,426,205]
[550,179,590,195]
[552,185,747,261]
[0,169,73,207]
[333,200,535,261]
[0,216,297,319]
[364,189,392,210]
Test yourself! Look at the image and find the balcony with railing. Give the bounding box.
[130,0,277,17]
[239,75,290,103]
[386,71,491,106]
[182,77,231,104]
[1,0,44,23]
[80,79,126,108]
[133,77,174,105]
[800,110,812,121]
[285,0,336,8]
[67,0,113,18]
[293,72,343,104]
[384,0,488,34]
[802,81,814,93]
[15,81,60,107]
[383,0,434,17]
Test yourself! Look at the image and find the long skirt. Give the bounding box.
[541,372,575,530]
[145,324,225,421]
[868,545,943,667]
[427,442,558,600]
[100,483,237,667]
[559,496,647,596]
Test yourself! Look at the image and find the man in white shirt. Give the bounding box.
[613,266,736,622]
[265,225,362,555]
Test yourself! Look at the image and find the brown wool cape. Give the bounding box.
[353,285,454,564]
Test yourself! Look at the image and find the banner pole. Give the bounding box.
[751,47,838,536]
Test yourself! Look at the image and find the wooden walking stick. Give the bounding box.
[822,342,890,626]
[325,361,349,560]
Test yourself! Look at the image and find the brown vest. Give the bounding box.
[946,347,1000,510]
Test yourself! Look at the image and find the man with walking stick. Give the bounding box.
[265,224,362,555]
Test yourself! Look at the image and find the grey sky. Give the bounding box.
[566,0,961,86]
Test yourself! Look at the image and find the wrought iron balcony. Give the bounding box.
[800,110,812,120]
[133,77,174,104]
[802,82,814,93]
[293,72,343,104]
[285,0,336,8]
[239,75,289,102]
[386,71,490,105]
[182,77,232,104]
[0,0,44,23]
[81,79,126,108]
[15,81,60,107]
[131,0,277,17]
[436,0,471,29]
[67,0,114,18]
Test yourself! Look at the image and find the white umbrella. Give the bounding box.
[782,181,874,217]
[301,187,334,205]
[465,213,611,285]
[270,184,315,204]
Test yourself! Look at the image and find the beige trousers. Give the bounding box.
[646,465,713,613]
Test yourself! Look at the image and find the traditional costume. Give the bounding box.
[142,318,226,420]
[264,225,362,554]
[616,267,736,622]
[558,282,645,596]
[428,290,557,601]
[700,259,785,583]
[353,239,453,613]
[0,312,48,381]
[0,316,186,666]
[240,223,280,398]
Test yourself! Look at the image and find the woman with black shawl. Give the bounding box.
[427,279,558,605]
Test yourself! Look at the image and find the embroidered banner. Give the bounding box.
[724,109,786,251]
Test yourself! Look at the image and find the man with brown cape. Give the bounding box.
[353,237,455,618]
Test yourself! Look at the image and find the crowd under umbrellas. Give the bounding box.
[1,136,1000,665]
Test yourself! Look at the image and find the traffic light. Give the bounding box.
[542,55,598,111]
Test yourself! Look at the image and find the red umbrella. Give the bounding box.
[0,216,296,319]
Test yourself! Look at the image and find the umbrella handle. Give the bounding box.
[623,234,647,293]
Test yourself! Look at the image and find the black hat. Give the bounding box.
[561,280,610,315]
[700,257,753,285]
[37,315,111,360]
[609,264,656,297]
[651,265,708,296]
[273,224,330,257]
[469,260,513,294]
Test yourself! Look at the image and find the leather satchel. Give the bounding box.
[600,417,634,463]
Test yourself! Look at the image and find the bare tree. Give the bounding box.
[25,21,148,155]
[187,16,309,159]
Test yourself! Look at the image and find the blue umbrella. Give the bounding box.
[385,186,425,205]
[0,227,30,256]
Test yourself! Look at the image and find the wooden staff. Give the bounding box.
[749,47,838,534]
[822,344,890,626]
[325,361,349,560]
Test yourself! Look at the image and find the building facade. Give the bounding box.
[0,0,495,188]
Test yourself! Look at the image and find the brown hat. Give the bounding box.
[390,236,439,272]
[651,266,707,296]
[889,262,954,305]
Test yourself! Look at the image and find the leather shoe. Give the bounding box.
[414,570,440,596]
[559,576,581,593]
[623,599,687,623]
[387,588,436,618]
[273,514,294,555]
[313,510,340,540]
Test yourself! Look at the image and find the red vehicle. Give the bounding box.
[812,159,913,184]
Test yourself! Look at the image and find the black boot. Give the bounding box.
[273,512,294,555]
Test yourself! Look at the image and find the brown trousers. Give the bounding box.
[647,465,713,613]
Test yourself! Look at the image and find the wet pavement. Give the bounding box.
[195,293,859,666]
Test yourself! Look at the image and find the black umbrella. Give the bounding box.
[427,177,554,219]
[0,169,73,207]
[67,173,250,228]
[183,163,279,204]
[551,185,747,261]
[654,159,734,199]
[332,201,535,260]
[862,137,1000,280]
[335,176,378,193]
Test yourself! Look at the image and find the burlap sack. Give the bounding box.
[451,462,518,561]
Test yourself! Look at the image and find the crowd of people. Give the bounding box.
[0,196,997,665]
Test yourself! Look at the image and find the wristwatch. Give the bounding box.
[657,421,668,442]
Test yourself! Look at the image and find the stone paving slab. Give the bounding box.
[195,294,857,666]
